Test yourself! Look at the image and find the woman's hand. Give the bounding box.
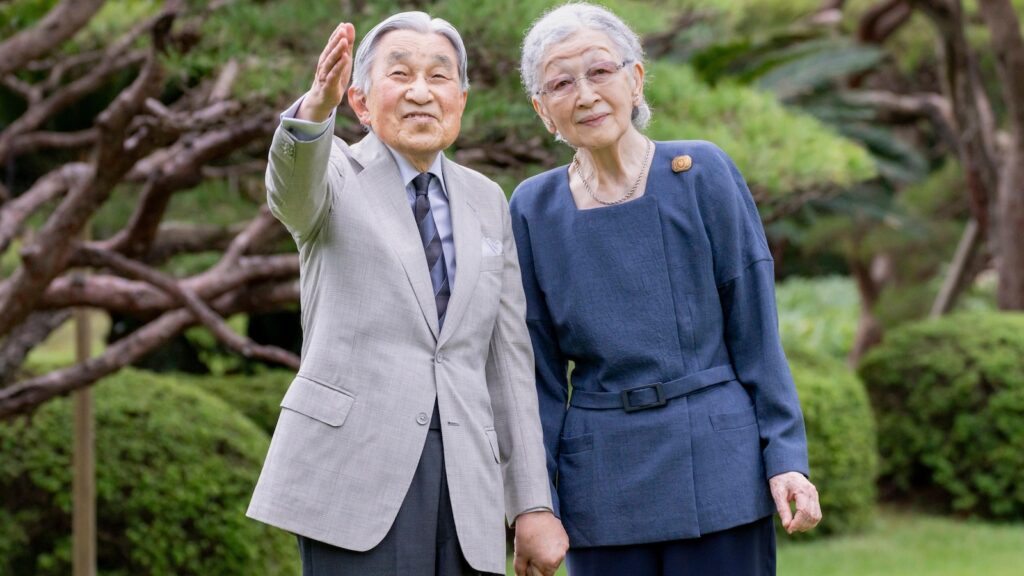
[769,471,822,534]
[297,22,356,122]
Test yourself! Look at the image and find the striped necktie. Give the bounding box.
[412,172,451,327]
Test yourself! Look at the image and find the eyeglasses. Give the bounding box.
[536,60,631,99]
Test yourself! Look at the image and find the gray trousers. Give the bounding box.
[296,405,500,576]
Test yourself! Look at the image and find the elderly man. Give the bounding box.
[246,12,568,576]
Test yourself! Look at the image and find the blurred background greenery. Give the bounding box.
[2,0,1023,574]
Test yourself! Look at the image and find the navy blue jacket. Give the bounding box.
[509,140,809,548]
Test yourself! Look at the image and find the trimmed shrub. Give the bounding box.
[0,369,298,576]
[181,370,294,435]
[785,345,878,538]
[776,275,859,361]
[858,313,1024,519]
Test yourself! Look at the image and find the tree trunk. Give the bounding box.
[979,0,1024,309]
[849,255,889,366]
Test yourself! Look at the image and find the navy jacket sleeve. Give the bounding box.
[698,144,810,479]
[509,190,569,518]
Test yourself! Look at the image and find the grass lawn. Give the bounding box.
[777,509,1024,576]
[507,508,1024,575]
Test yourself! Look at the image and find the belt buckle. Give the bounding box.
[620,382,666,413]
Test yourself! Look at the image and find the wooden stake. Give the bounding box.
[73,232,96,576]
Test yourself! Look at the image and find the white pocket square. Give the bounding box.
[481,237,503,256]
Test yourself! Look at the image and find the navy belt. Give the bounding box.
[569,365,737,413]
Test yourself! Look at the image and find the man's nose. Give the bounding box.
[405,76,432,103]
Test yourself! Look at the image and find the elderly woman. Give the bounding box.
[509,3,821,575]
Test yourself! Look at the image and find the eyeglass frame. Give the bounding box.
[534,59,634,99]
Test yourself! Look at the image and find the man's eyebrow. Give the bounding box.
[385,51,411,65]
[432,54,453,69]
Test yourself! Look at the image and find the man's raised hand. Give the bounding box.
[297,22,356,122]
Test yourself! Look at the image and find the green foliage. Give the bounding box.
[776,508,1024,576]
[786,345,878,538]
[858,313,1024,520]
[0,369,297,576]
[181,370,293,435]
[644,61,876,198]
[777,275,859,361]
[180,313,249,376]
[0,0,59,36]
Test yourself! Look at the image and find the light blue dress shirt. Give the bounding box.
[282,98,457,288]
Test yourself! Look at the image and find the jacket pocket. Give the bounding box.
[484,427,501,463]
[710,405,757,431]
[559,433,594,455]
[280,375,355,427]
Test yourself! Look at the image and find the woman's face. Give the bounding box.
[531,29,644,150]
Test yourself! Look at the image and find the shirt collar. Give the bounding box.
[383,144,448,198]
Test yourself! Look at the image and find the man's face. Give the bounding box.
[349,29,467,163]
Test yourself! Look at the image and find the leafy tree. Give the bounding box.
[0,0,872,418]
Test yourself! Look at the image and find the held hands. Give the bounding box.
[297,22,356,122]
[769,471,822,534]
[513,510,568,576]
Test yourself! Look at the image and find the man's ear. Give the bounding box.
[531,97,556,134]
[347,85,372,126]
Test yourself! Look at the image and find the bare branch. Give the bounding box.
[841,89,959,150]
[0,310,73,386]
[0,280,299,419]
[858,0,915,44]
[209,59,240,103]
[1,74,41,103]
[74,245,299,369]
[0,0,107,77]
[220,206,279,265]
[641,10,712,59]
[0,51,147,162]
[40,254,299,314]
[0,162,93,254]
[7,129,99,159]
[102,111,276,257]
[0,40,173,339]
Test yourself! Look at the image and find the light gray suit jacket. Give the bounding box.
[247,114,551,573]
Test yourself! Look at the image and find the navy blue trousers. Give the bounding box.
[566,516,776,576]
[296,405,498,576]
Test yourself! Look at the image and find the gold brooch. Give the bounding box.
[671,155,693,173]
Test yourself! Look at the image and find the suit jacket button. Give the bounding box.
[416,412,429,425]
[435,352,445,363]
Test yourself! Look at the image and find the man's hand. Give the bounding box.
[513,510,568,576]
[297,22,356,122]
[769,471,822,534]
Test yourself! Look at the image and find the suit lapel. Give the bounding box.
[438,159,481,348]
[352,133,440,340]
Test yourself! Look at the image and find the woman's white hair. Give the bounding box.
[351,11,470,94]
[520,2,651,130]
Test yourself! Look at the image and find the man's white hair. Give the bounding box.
[351,11,470,94]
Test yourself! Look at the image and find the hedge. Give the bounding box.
[858,313,1024,519]
[179,370,294,435]
[0,369,297,576]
